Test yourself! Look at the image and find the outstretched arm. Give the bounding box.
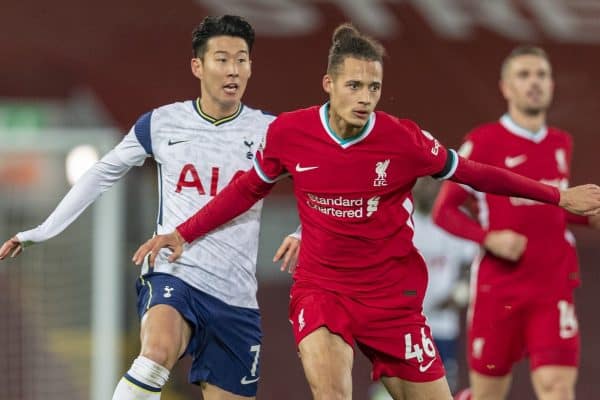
[450,156,600,215]
[133,168,274,266]
[0,149,136,261]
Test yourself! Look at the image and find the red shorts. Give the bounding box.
[289,252,445,383]
[468,290,579,376]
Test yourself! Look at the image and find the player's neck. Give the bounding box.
[198,97,241,121]
[328,111,364,140]
[507,108,546,133]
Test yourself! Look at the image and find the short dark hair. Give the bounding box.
[192,15,255,58]
[501,45,551,78]
[327,23,385,76]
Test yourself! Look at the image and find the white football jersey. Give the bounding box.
[18,99,274,309]
[128,101,274,308]
[413,211,477,339]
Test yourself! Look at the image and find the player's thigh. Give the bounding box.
[525,297,579,371]
[468,292,524,376]
[137,274,195,367]
[202,381,256,400]
[298,327,354,398]
[355,316,445,384]
[381,376,452,400]
[189,295,262,398]
[141,304,192,362]
[531,366,576,400]
[469,370,512,400]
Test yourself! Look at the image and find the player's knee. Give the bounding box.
[309,383,350,400]
[535,374,574,399]
[140,340,179,369]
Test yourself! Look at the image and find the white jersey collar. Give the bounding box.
[499,114,548,143]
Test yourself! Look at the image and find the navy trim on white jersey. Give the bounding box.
[157,163,163,226]
[134,111,153,155]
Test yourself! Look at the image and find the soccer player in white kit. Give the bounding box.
[0,15,298,400]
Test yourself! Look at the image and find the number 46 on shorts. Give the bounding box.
[404,328,437,369]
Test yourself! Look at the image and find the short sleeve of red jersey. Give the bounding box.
[253,117,290,183]
[402,119,458,179]
[456,129,488,162]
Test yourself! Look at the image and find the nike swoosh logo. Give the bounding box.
[419,358,436,373]
[295,163,319,172]
[168,139,189,146]
[504,155,527,168]
[240,376,260,385]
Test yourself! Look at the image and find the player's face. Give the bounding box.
[191,36,252,116]
[323,57,382,136]
[501,55,553,116]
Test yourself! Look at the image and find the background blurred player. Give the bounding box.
[433,46,600,400]
[370,178,476,400]
[131,26,600,400]
[0,15,299,400]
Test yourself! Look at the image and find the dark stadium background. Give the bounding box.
[1,1,599,398]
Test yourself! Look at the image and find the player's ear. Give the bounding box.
[322,74,332,94]
[499,79,510,101]
[191,57,204,80]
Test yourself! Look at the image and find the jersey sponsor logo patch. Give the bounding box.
[167,139,189,146]
[366,196,380,217]
[295,163,319,172]
[504,154,527,168]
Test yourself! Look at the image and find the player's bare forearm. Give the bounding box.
[0,236,23,260]
[559,185,600,216]
[132,230,185,267]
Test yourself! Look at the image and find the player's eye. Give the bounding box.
[369,83,381,92]
[347,82,360,90]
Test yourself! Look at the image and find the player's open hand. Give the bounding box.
[483,229,527,262]
[132,230,186,267]
[559,184,600,216]
[0,236,24,261]
[273,235,300,273]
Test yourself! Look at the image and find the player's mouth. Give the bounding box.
[223,83,239,94]
[352,109,370,119]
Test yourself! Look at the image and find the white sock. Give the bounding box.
[112,356,170,400]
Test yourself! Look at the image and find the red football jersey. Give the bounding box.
[459,114,579,295]
[254,104,457,296]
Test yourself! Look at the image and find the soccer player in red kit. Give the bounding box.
[433,46,600,400]
[133,29,600,400]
